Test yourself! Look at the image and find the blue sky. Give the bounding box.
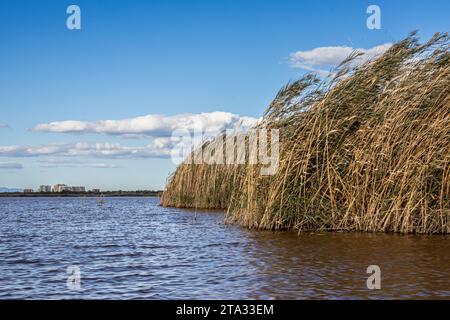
[0,0,449,190]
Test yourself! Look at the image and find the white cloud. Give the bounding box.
[0,124,9,129]
[0,162,23,169]
[32,112,260,138]
[0,141,174,159]
[1,112,260,161]
[288,43,393,75]
[86,163,119,168]
[38,159,119,169]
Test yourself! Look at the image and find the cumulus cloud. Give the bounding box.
[32,112,260,138]
[0,162,23,169]
[0,141,174,159]
[1,112,259,160]
[288,43,393,75]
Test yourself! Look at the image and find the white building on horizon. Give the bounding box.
[52,184,86,193]
[38,185,51,193]
[52,184,67,193]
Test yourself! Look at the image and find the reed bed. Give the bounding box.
[160,135,248,209]
[162,33,450,234]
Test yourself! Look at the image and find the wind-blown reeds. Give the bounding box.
[162,33,450,234]
[160,135,248,209]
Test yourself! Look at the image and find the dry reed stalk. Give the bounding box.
[162,33,450,234]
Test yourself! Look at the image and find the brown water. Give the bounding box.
[243,230,449,299]
[0,197,449,299]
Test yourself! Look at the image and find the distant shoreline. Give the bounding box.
[0,191,163,197]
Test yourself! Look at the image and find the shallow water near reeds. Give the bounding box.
[0,197,448,299]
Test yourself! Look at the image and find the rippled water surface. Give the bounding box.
[0,197,449,299]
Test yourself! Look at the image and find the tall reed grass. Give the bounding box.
[162,33,450,234]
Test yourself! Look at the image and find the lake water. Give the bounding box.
[0,197,448,299]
